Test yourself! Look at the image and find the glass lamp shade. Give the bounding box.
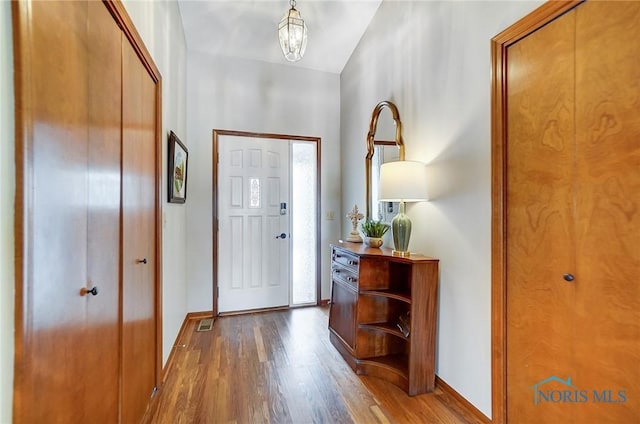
[378,161,428,256]
[278,7,308,62]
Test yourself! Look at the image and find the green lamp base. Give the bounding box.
[391,201,412,256]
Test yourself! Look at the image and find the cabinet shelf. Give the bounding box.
[359,322,408,340]
[359,353,409,376]
[360,289,411,303]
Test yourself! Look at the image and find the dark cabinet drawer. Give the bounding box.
[332,265,358,289]
[332,247,359,274]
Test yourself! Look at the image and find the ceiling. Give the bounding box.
[178,0,383,74]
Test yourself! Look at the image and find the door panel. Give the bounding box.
[573,2,640,420]
[218,136,290,312]
[14,1,121,421]
[84,1,123,419]
[505,9,576,423]
[25,1,90,420]
[122,39,158,424]
[505,2,640,422]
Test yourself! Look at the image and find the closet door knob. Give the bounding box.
[84,286,99,296]
[137,258,148,264]
[563,273,575,282]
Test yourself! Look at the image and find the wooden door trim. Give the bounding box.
[490,1,583,422]
[212,129,322,316]
[103,1,161,83]
[12,1,38,416]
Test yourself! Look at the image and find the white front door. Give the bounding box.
[217,136,291,313]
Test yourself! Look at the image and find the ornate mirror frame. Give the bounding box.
[365,100,405,218]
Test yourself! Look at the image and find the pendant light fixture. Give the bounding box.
[278,0,308,62]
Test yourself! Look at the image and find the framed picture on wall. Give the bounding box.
[168,131,188,203]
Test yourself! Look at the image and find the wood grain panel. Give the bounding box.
[84,1,122,419]
[495,2,640,423]
[573,1,640,421]
[121,38,158,424]
[329,279,358,349]
[408,260,439,395]
[13,1,121,421]
[505,8,576,423]
[490,3,584,422]
[18,3,90,418]
[359,257,392,290]
[102,0,164,393]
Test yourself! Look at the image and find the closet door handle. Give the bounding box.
[563,273,575,282]
[137,258,148,264]
[83,286,99,296]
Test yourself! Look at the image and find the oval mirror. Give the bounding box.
[365,101,405,219]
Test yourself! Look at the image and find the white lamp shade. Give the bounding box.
[378,160,428,202]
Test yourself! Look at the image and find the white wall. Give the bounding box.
[0,1,14,421]
[340,0,542,417]
[121,0,189,365]
[186,51,341,312]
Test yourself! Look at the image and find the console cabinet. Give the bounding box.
[329,242,439,395]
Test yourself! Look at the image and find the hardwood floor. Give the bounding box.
[143,307,485,423]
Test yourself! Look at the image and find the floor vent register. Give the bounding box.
[196,318,214,332]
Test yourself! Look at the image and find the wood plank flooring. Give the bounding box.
[143,306,485,423]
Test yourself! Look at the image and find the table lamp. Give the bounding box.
[378,160,428,256]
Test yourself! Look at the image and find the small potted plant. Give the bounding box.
[360,219,390,248]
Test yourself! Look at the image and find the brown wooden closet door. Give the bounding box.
[121,39,158,423]
[505,9,576,423]
[13,1,121,422]
[506,2,640,422]
[573,1,640,420]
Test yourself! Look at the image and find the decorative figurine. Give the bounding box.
[346,204,364,243]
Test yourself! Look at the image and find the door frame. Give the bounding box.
[212,129,321,316]
[490,1,583,422]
